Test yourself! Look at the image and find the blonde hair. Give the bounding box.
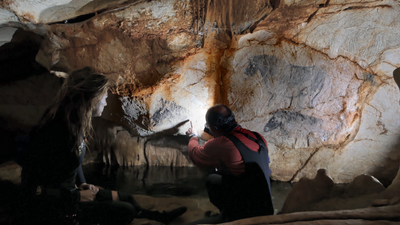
[40,67,109,150]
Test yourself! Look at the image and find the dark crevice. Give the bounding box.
[246,0,279,34]
[306,9,319,23]
[248,12,270,34]
[270,0,280,10]
[344,4,392,11]
[63,13,96,24]
[50,9,107,25]
[325,0,330,7]
[289,147,321,182]
[308,0,330,23]
[319,0,330,8]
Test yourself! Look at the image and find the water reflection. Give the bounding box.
[83,164,209,197]
[83,163,293,212]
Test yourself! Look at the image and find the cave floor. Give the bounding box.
[0,161,398,224]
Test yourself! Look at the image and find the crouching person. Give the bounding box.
[186,104,274,224]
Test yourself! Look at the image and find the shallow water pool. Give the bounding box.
[83,163,293,213]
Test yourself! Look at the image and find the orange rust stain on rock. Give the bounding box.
[218,63,231,106]
[20,13,36,23]
[113,73,182,99]
[201,50,224,105]
[349,112,359,126]
[113,83,153,98]
[50,18,194,86]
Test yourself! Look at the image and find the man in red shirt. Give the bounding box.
[186,104,274,224]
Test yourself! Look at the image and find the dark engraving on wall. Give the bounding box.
[264,110,329,148]
[264,110,319,133]
[244,55,325,108]
[150,98,188,127]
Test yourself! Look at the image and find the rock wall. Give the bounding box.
[0,71,61,159]
[1,0,400,183]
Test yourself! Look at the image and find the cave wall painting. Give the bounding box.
[227,43,366,151]
[244,55,325,109]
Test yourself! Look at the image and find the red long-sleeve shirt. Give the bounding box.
[188,126,268,176]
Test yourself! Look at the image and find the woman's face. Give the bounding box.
[92,92,108,117]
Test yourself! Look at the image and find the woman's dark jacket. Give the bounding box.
[20,110,86,203]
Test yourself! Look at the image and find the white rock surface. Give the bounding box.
[0,8,19,25]
[0,26,17,46]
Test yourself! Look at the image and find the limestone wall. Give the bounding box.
[1,0,400,183]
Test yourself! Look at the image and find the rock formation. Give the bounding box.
[1,0,400,185]
[2,1,400,224]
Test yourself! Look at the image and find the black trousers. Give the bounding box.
[16,189,136,225]
[206,173,274,222]
[78,189,136,225]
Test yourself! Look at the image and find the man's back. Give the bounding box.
[188,126,274,220]
[188,126,264,175]
[224,130,274,220]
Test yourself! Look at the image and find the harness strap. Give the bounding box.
[223,130,274,217]
[227,131,267,153]
[224,130,272,188]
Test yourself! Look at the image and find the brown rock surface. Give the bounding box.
[0,161,20,184]
[1,0,400,185]
[221,204,400,225]
[146,137,193,167]
[279,165,400,217]
[344,174,386,198]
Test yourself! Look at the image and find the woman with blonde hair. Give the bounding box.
[19,67,186,225]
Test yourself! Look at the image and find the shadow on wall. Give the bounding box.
[0,29,47,82]
[100,93,186,136]
[100,93,144,136]
[372,67,400,186]
[370,137,400,187]
[0,29,59,163]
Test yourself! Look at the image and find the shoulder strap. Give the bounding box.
[252,132,268,153]
[228,131,267,153]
